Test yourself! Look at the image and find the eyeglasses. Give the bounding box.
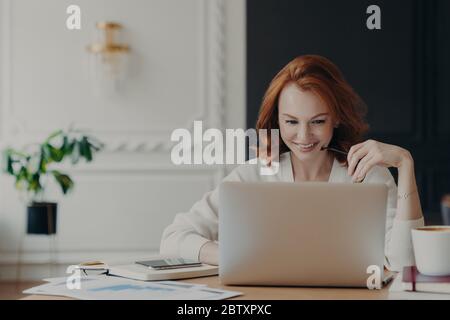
[77,261,109,276]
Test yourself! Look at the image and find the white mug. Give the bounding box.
[411,226,450,276]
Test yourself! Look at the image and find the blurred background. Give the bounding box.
[0,0,245,281]
[0,0,449,283]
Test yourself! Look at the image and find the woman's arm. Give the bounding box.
[347,139,424,221]
[395,151,423,221]
[160,164,252,262]
[347,139,425,271]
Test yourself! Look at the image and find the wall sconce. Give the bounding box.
[87,22,130,95]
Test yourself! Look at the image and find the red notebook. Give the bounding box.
[402,266,450,294]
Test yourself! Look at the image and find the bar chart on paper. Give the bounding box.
[23,276,242,300]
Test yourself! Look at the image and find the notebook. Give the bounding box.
[108,263,218,281]
[402,266,450,294]
[388,272,450,300]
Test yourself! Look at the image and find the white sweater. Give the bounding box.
[160,152,424,272]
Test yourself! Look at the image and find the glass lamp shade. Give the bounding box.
[88,50,128,96]
[86,22,130,96]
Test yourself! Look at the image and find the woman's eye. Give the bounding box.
[285,120,298,125]
[311,119,326,125]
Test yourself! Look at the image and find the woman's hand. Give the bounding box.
[347,139,423,221]
[347,139,413,182]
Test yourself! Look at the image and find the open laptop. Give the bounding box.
[218,182,388,287]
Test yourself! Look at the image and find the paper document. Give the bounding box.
[24,275,242,300]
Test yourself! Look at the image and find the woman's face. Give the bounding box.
[278,82,336,161]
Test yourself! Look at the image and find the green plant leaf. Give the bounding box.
[47,144,64,162]
[61,136,75,156]
[45,129,63,143]
[61,136,68,153]
[52,170,74,194]
[2,151,14,175]
[28,172,42,194]
[38,151,47,173]
[2,128,103,200]
[67,140,76,156]
[81,137,93,162]
[16,166,28,183]
[71,141,80,164]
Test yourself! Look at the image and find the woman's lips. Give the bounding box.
[293,142,319,152]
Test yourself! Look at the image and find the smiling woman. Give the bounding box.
[160,54,425,272]
[256,55,369,167]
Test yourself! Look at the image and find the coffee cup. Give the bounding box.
[411,226,450,276]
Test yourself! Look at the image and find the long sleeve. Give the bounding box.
[159,166,247,261]
[365,166,425,272]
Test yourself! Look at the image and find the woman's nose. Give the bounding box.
[296,124,312,141]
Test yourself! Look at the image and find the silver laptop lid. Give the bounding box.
[219,182,387,287]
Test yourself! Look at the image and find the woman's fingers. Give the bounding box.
[347,142,364,163]
[347,144,369,176]
[352,153,370,180]
[353,155,379,182]
[352,153,375,182]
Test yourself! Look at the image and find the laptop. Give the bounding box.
[218,182,388,287]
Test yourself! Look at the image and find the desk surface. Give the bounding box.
[22,275,393,300]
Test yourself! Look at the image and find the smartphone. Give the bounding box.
[135,258,202,270]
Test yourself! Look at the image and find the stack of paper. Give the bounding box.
[23,275,242,300]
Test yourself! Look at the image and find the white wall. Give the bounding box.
[0,0,245,280]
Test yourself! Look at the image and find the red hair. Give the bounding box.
[255,55,369,166]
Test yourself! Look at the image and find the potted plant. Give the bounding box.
[2,129,104,235]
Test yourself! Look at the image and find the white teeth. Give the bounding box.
[296,143,316,148]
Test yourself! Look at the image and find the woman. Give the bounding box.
[160,55,424,272]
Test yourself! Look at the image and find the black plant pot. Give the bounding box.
[27,202,58,235]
